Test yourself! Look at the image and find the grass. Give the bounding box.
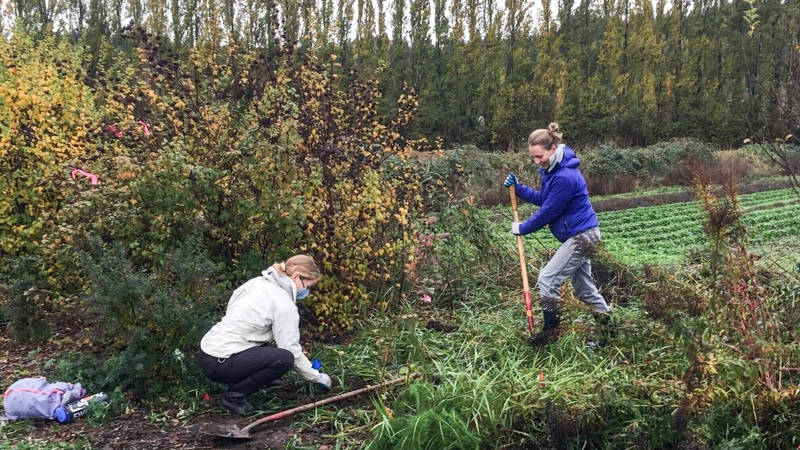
[280,281,800,447]
[0,441,91,450]
[280,296,692,448]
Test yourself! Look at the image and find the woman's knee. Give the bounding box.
[537,276,561,299]
[276,348,294,369]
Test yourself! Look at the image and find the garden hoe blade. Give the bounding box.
[200,375,415,439]
[199,422,251,439]
[510,185,536,337]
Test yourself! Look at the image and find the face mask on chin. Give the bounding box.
[296,288,310,300]
[547,144,565,172]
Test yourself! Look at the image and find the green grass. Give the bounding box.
[0,437,91,450]
[278,285,800,448]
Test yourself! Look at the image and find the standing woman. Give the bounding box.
[198,255,332,415]
[504,123,614,347]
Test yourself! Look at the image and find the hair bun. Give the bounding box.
[280,262,286,272]
[548,122,560,134]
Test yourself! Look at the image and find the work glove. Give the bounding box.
[316,373,332,391]
[511,222,521,235]
[504,173,518,188]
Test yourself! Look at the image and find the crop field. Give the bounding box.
[519,188,800,266]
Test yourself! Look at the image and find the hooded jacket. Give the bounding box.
[515,145,599,242]
[200,268,320,382]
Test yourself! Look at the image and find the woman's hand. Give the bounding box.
[316,373,332,391]
[504,173,518,188]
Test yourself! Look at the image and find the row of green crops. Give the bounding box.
[512,188,800,266]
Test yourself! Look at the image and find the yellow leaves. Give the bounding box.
[118,171,137,180]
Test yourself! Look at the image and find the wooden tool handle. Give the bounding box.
[509,185,536,336]
[242,375,416,433]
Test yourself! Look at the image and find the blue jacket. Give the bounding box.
[515,146,599,242]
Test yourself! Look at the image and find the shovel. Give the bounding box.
[200,375,414,439]
[510,185,536,337]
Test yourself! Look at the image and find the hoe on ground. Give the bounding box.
[200,375,414,439]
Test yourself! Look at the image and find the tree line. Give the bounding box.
[2,0,799,150]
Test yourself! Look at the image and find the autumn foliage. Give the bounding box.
[0,27,432,333]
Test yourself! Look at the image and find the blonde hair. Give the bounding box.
[272,255,321,282]
[528,122,563,148]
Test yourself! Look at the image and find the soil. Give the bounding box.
[0,321,372,449]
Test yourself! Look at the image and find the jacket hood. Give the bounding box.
[541,145,579,174]
[262,267,298,302]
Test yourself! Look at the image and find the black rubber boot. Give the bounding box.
[530,310,562,347]
[221,378,261,416]
[587,311,617,349]
[220,391,257,416]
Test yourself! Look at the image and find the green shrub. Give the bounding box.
[582,138,716,194]
[0,255,51,343]
[58,234,223,397]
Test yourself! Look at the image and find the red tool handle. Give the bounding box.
[510,185,536,337]
[242,375,415,434]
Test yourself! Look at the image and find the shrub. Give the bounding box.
[61,234,224,397]
[403,198,517,311]
[0,32,98,263]
[0,255,51,342]
[581,138,716,192]
[587,174,638,196]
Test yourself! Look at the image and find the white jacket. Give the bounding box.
[200,268,320,382]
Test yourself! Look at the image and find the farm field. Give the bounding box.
[516,187,800,267]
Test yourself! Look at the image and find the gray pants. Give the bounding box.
[537,226,610,314]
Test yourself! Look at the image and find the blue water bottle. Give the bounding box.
[54,392,109,423]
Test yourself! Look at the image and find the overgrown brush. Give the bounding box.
[0,255,52,342]
[52,234,224,397]
[1,26,436,335]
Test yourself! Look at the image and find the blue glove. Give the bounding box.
[311,358,322,370]
[511,222,521,235]
[504,173,518,188]
[316,373,332,391]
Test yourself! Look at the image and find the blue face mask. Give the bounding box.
[296,288,310,300]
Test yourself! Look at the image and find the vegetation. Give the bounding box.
[1,2,800,448]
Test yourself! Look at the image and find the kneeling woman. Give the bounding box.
[198,255,332,415]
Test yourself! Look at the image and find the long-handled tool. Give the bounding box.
[510,185,536,337]
[200,375,414,439]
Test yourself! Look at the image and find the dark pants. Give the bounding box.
[198,346,293,396]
